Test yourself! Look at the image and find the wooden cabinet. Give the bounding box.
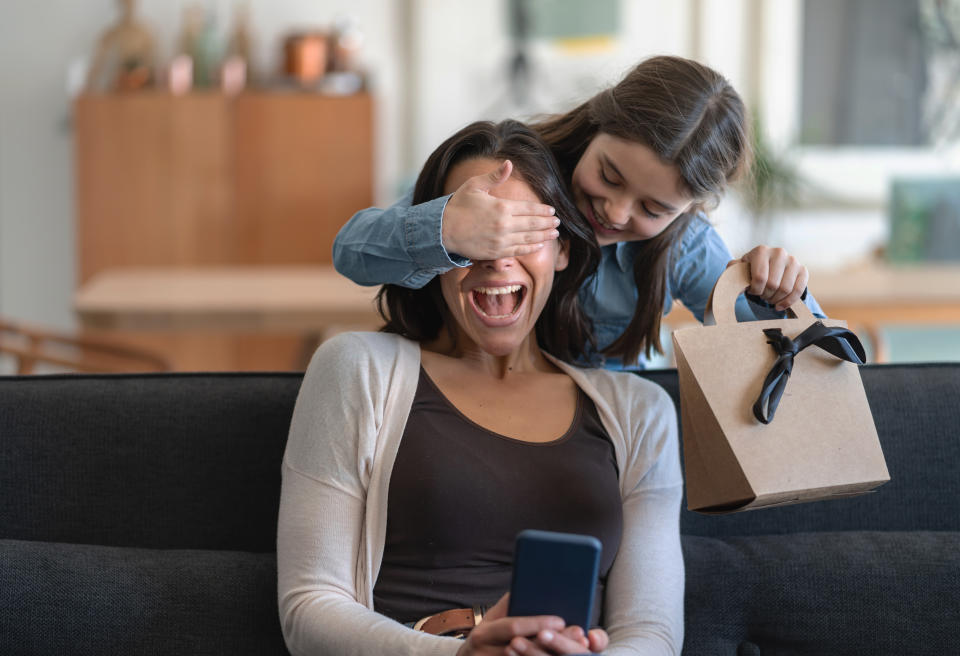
[73,92,373,370]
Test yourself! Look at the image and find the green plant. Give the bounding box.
[737,113,805,238]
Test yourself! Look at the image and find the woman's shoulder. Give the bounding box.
[307,331,418,377]
[577,366,673,408]
[552,359,674,416]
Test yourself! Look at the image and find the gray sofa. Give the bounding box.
[1,363,958,655]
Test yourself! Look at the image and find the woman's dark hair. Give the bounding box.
[533,55,751,363]
[377,120,600,364]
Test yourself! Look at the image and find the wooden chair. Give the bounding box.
[0,317,170,375]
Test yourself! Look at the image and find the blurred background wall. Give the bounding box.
[1,0,959,371]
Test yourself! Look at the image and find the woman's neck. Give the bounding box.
[421,331,555,379]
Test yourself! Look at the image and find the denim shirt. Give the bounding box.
[333,190,826,370]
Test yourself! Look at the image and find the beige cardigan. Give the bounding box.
[277,332,684,656]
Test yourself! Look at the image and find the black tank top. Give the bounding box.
[373,367,623,625]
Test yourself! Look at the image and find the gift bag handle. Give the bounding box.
[705,262,816,326]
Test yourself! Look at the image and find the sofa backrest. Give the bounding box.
[0,372,301,551]
[2,363,958,550]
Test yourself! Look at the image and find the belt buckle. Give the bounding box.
[412,605,486,639]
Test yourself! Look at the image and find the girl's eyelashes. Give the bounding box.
[640,202,663,219]
[599,167,618,186]
[597,164,664,219]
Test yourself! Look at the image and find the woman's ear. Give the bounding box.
[555,237,570,272]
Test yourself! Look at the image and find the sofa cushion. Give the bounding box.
[0,539,288,655]
[681,531,960,655]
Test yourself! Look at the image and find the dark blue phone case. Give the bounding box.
[507,529,602,630]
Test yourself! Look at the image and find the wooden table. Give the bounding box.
[76,263,960,368]
[665,262,960,362]
[75,266,383,371]
[76,266,382,334]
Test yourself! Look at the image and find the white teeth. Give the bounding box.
[593,206,621,231]
[474,285,522,295]
[473,284,523,318]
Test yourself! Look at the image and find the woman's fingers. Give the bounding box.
[479,616,565,644]
[527,626,596,653]
[557,625,587,647]
[484,591,511,622]
[466,614,566,655]
[586,628,610,652]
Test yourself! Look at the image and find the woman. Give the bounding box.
[278,121,683,655]
[333,55,825,369]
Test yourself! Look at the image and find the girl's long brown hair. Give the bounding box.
[533,55,751,364]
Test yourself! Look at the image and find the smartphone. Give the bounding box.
[507,529,602,630]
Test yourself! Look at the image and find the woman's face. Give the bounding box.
[571,133,695,247]
[438,157,569,357]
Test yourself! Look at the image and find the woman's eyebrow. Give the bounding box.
[602,154,677,212]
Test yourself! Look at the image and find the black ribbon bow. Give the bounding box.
[752,321,866,424]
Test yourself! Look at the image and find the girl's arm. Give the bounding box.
[669,217,825,322]
[603,382,685,656]
[332,191,465,289]
[333,161,559,289]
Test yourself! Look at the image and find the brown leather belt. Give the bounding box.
[413,605,485,638]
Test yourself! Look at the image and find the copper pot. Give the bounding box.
[284,33,328,85]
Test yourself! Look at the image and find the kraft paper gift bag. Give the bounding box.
[672,262,889,514]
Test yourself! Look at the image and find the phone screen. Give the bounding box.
[507,529,602,630]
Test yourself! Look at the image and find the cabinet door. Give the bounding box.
[74,92,373,371]
[232,93,373,264]
[74,94,235,282]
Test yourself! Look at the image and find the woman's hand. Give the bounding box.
[525,624,610,655]
[455,594,609,656]
[442,160,560,261]
[737,245,810,312]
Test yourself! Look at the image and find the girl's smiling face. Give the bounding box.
[571,133,695,246]
[438,157,569,358]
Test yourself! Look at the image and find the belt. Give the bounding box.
[413,605,485,639]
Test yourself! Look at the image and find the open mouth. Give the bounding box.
[470,284,526,320]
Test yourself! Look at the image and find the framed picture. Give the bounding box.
[888,178,960,262]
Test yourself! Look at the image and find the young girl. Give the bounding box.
[333,55,824,369]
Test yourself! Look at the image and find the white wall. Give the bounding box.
[0,1,99,328]
[406,0,697,173]
[0,0,910,333]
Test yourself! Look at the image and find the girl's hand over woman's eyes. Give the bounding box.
[737,245,810,312]
[441,160,561,261]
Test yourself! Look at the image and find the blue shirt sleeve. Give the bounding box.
[332,190,470,289]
